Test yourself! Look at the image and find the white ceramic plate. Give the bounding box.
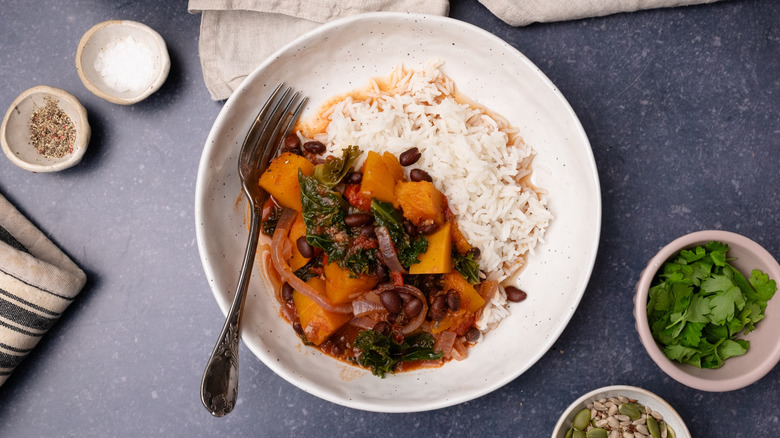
[195,12,601,412]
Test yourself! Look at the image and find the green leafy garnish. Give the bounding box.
[299,169,377,276]
[370,199,428,269]
[353,330,442,378]
[647,241,777,369]
[452,249,481,284]
[312,145,362,188]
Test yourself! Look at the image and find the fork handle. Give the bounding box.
[200,203,262,417]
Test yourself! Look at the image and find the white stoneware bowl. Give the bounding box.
[75,20,170,105]
[195,12,601,412]
[635,230,780,391]
[552,385,690,438]
[1,85,90,172]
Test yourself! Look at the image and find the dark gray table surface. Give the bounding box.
[1,0,778,436]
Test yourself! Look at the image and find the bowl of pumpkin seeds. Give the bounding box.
[551,385,690,438]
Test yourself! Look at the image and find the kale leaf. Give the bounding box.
[312,145,362,188]
[353,330,442,378]
[370,199,428,269]
[452,249,481,284]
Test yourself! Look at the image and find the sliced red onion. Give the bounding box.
[435,330,457,358]
[375,226,407,274]
[270,208,352,314]
[349,316,380,330]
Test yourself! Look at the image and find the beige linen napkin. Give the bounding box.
[189,0,723,100]
[478,0,723,27]
[187,0,450,100]
[0,192,86,387]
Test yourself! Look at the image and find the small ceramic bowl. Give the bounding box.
[75,20,170,105]
[551,385,690,438]
[635,230,780,391]
[1,85,90,172]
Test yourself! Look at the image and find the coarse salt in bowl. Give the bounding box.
[634,230,780,392]
[76,20,170,105]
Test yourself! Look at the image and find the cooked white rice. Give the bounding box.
[306,60,552,330]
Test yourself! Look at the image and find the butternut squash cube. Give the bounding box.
[441,271,485,313]
[450,221,472,255]
[292,277,351,345]
[409,222,453,275]
[430,272,487,334]
[258,152,314,211]
[381,151,405,182]
[360,151,396,203]
[287,213,309,271]
[393,181,445,226]
[324,260,379,304]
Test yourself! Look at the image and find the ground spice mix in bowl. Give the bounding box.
[1,85,90,172]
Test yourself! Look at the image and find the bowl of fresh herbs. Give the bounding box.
[635,230,780,391]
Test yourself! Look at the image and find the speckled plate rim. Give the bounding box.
[195,12,601,412]
[551,385,691,438]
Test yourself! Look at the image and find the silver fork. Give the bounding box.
[200,84,307,417]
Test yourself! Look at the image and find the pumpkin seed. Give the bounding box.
[586,428,608,438]
[573,408,591,430]
[647,416,661,438]
[619,403,643,420]
[565,427,574,438]
[573,430,587,438]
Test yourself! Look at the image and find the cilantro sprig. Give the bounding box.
[647,241,777,369]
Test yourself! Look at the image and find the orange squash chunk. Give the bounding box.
[292,277,351,345]
[393,181,445,226]
[450,221,472,254]
[431,272,486,334]
[360,151,396,203]
[287,213,309,271]
[258,152,314,211]
[409,222,453,275]
[442,271,485,313]
[324,260,379,304]
[381,151,405,182]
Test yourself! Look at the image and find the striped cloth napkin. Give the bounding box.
[0,193,86,387]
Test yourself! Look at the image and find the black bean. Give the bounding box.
[403,220,418,237]
[403,298,423,318]
[292,321,304,335]
[409,168,433,182]
[344,213,373,227]
[296,236,314,258]
[446,289,461,311]
[373,321,391,335]
[281,282,294,302]
[302,140,326,154]
[380,290,403,314]
[346,172,363,184]
[385,312,397,324]
[417,222,438,235]
[360,225,375,238]
[283,133,301,151]
[395,290,412,303]
[430,295,447,321]
[505,286,528,303]
[375,263,387,281]
[467,247,481,259]
[399,147,422,166]
[465,327,480,342]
